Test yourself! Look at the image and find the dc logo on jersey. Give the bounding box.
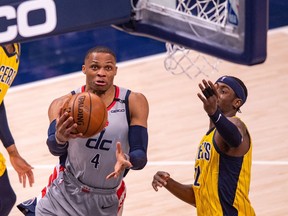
[111,109,125,113]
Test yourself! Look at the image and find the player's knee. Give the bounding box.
[0,191,16,216]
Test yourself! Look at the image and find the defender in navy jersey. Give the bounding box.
[32,46,149,216]
[152,76,255,216]
[0,43,34,216]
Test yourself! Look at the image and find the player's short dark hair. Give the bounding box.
[85,46,116,62]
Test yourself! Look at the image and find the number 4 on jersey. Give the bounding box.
[91,154,101,168]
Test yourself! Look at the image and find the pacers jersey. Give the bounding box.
[65,85,130,189]
[0,43,20,104]
[0,152,6,176]
[193,124,255,216]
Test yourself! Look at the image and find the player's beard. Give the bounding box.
[92,89,106,96]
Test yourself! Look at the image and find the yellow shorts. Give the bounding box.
[0,152,6,177]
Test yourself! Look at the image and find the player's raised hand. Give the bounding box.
[197,79,218,115]
[106,142,132,179]
[152,171,170,191]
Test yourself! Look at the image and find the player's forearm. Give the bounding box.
[46,120,68,156]
[209,109,242,147]
[0,102,15,148]
[128,125,148,170]
[165,178,196,206]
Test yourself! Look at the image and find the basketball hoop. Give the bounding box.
[131,0,231,79]
[162,0,228,78]
[162,0,229,79]
[122,0,267,70]
[164,43,220,79]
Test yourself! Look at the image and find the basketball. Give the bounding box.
[63,92,107,137]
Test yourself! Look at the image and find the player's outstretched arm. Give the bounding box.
[152,171,196,207]
[7,144,34,187]
[106,142,132,179]
[0,102,34,187]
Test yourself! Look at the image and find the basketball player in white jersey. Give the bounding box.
[28,46,149,216]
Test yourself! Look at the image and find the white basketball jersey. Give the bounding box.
[65,85,130,189]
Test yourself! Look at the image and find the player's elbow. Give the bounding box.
[129,149,147,170]
[48,145,65,156]
[46,135,68,156]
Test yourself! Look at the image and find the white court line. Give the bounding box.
[147,161,288,166]
[6,160,288,170]
[148,161,195,166]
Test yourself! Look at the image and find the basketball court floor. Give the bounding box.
[3,26,288,215]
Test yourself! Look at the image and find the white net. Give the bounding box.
[164,0,228,79]
[176,0,228,25]
[131,0,240,79]
[164,43,220,79]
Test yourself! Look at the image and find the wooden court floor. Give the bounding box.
[2,26,288,216]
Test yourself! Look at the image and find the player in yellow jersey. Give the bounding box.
[152,76,255,216]
[0,43,34,216]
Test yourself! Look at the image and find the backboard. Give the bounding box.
[115,0,268,65]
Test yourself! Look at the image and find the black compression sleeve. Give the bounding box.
[0,102,15,148]
[46,120,68,156]
[128,125,148,170]
[209,109,242,148]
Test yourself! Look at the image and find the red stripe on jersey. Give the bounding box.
[117,180,126,212]
[81,85,86,92]
[107,85,119,111]
[41,165,65,198]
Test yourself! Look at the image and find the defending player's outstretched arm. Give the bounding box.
[152,171,196,207]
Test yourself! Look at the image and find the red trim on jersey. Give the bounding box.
[107,85,119,111]
[117,180,126,212]
[41,165,65,198]
[81,85,86,92]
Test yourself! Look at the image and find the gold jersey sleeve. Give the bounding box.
[0,43,20,104]
[193,127,255,216]
[0,152,6,177]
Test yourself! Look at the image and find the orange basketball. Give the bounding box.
[64,92,107,138]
